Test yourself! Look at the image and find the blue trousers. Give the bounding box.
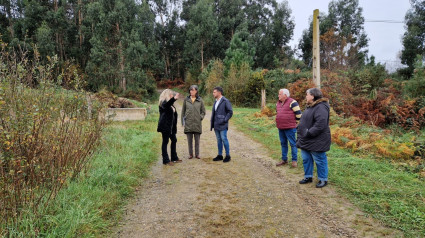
[214,129,230,156]
[301,149,328,181]
[278,128,297,161]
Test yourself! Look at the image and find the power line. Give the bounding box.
[365,19,404,23]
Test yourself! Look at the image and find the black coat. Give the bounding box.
[210,96,233,131]
[296,98,331,152]
[157,97,178,134]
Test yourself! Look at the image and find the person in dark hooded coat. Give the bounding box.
[296,88,331,188]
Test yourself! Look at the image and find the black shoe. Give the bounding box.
[223,155,231,163]
[213,155,223,161]
[316,180,328,188]
[171,157,182,163]
[299,178,313,184]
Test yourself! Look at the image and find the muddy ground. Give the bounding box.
[115,99,400,238]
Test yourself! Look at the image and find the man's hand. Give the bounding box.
[174,93,180,99]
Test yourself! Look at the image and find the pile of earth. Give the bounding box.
[94,89,135,108]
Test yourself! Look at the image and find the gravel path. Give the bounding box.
[115,98,400,238]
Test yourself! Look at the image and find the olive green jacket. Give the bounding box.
[181,96,206,134]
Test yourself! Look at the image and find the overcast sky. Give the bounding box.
[285,0,411,66]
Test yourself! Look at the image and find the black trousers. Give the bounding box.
[161,132,178,163]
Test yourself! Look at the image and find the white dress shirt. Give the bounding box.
[215,96,222,111]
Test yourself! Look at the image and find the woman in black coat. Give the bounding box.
[157,89,182,165]
[296,88,331,188]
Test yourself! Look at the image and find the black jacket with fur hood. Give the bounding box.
[296,98,331,152]
[157,97,178,134]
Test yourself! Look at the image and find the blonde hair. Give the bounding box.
[159,89,173,106]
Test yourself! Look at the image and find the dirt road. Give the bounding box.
[115,99,399,237]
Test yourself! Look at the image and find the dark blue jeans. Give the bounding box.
[301,149,328,181]
[214,129,230,156]
[278,128,297,161]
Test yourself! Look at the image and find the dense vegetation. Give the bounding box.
[0,0,294,97]
[1,0,424,104]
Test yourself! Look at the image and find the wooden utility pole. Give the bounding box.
[261,89,266,110]
[312,9,321,88]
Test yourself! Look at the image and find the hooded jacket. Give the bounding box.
[296,98,331,152]
[181,95,206,134]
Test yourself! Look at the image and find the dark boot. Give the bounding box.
[316,180,328,188]
[299,177,313,184]
[213,155,223,161]
[163,155,170,165]
[223,155,231,163]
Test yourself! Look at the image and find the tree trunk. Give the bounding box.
[117,23,126,92]
[201,41,204,71]
[5,1,14,38]
[78,0,83,48]
[53,0,65,61]
[163,51,169,78]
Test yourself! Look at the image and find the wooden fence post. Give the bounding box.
[313,9,321,88]
[261,89,266,110]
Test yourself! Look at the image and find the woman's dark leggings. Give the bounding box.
[161,132,178,163]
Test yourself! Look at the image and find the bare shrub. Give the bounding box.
[0,43,105,227]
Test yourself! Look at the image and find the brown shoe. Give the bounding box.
[173,159,183,163]
[276,160,288,167]
[188,155,193,159]
[164,162,174,166]
[196,155,201,159]
[291,161,298,168]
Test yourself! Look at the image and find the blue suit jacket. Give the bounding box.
[210,96,233,131]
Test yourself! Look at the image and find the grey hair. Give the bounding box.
[189,85,199,97]
[279,88,290,97]
[306,88,323,101]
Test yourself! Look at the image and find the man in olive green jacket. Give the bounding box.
[181,85,206,159]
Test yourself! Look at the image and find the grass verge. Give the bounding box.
[232,107,425,237]
[6,113,160,237]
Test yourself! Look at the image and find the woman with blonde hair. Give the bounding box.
[181,85,206,159]
[157,89,181,165]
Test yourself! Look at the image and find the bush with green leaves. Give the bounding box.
[223,62,251,106]
[404,56,425,99]
[348,63,388,98]
[264,69,312,103]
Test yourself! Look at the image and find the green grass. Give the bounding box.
[232,107,425,237]
[5,113,160,237]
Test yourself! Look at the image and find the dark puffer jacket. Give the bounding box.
[157,97,178,134]
[296,98,331,152]
[210,96,233,131]
[181,96,206,134]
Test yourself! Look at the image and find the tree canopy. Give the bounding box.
[298,0,368,70]
[0,0,296,95]
[401,0,425,77]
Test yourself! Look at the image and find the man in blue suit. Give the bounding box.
[210,86,233,163]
